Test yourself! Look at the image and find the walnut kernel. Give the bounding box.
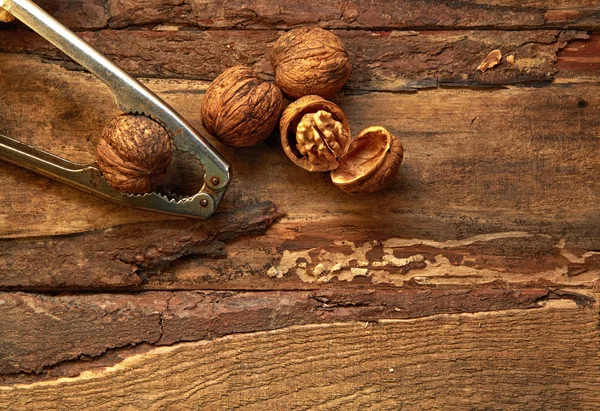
[296,110,346,170]
[280,95,350,171]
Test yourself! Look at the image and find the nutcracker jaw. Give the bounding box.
[0,0,231,218]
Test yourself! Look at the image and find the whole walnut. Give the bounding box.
[97,115,172,194]
[201,66,284,147]
[270,27,351,99]
[0,9,15,23]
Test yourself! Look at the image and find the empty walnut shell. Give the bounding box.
[270,27,351,99]
[331,126,403,193]
[280,95,351,172]
[97,115,172,194]
[201,66,284,147]
[0,9,15,23]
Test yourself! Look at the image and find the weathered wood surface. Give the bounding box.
[4,287,580,378]
[0,55,598,291]
[0,0,599,408]
[557,32,600,79]
[1,302,599,410]
[0,28,590,89]
[6,0,600,30]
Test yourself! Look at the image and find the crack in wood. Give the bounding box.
[0,28,589,90]
[0,286,594,383]
[0,202,283,290]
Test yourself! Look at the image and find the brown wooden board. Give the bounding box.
[3,287,579,377]
[5,0,600,30]
[0,28,590,89]
[1,302,599,409]
[0,0,599,408]
[0,55,598,292]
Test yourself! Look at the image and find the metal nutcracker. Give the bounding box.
[0,0,231,218]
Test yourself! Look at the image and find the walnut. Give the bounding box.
[331,126,403,193]
[280,95,351,171]
[201,66,284,147]
[0,9,15,23]
[270,27,351,99]
[282,100,403,190]
[296,110,347,170]
[97,115,172,194]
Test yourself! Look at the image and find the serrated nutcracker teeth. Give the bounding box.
[123,191,149,198]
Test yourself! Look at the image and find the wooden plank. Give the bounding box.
[0,55,598,291]
[1,301,598,409]
[1,1,598,406]
[147,227,600,291]
[0,202,280,290]
[3,217,600,291]
[2,287,576,377]
[0,29,588,90]
[557,32,600,80]
[1,54,598,237]
[10,0,600,30]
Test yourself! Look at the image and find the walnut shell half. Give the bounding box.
[201,66,284,147]
[331,126,403,193]
[97,115,172,194]
[270,27,351,99]
[280,95,351,172]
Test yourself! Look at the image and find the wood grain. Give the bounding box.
[0,55,599,291]
[4,287,578,377]
[1,302,598,410]
[557,32,600,79]
[0,28,588,90]
[8,0,600,30]
[0,201,280,290]
[1,1,600,405]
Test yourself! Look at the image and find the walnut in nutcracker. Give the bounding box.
[201,66,284,147]
[97,115,172,194]
[281,96,403,192]
[270,27,351,99]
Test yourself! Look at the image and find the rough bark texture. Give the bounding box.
[0,201,281,289]
[0,29,589,90]
[4,287,579,378]
[5,0,600,30]
[1,303,599,410]
[0,0,599,408]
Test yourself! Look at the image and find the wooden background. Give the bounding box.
[1,0,599,409]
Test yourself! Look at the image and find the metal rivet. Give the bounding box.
[200,199,209,207]
[210,177,220,186]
